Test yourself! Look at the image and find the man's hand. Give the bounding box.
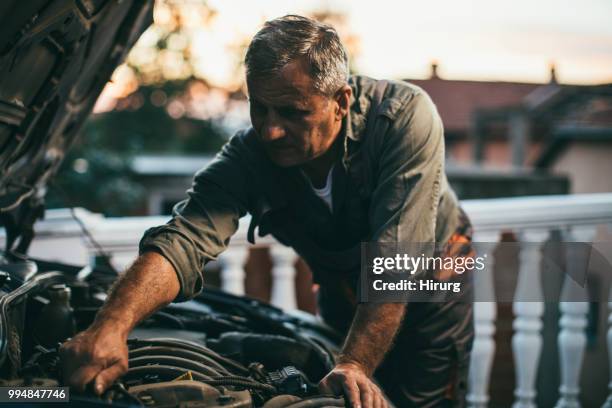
[59,324,128,395]
[59,252,180,395]
[319,303,405,408]
[319,362,387,408]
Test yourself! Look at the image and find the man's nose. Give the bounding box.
[261,116,286,142]
[262,125,285,142]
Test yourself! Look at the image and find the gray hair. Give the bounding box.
[245,15,349,96]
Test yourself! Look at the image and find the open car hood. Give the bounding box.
[0,0,154,251]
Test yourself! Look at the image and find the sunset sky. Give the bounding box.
[178,0,612,87]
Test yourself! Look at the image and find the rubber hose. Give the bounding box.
[203,378,276,393]
[285,397,346,407]
[129,338,249,375]
[124,365,275,393]
[262,395,302,408]
[129,345,230,374]
[150,311,185,329]
[124,365,212,382]
[128,355,223,377]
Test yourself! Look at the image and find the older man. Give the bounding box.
[61,15,474,408]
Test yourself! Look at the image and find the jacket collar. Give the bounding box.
[345,77,370,142]
[341,78,370,171]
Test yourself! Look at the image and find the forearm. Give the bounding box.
[91,251,181,336]
[338,303,406,376]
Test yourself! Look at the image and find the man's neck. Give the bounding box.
[300,135,342,189]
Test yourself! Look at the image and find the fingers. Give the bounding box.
[341,379,361,408]
[372,392,381,408]
[358,379,373,408]
[356,380,388,408]
[66,364,103,393]
[351,381,387,408]
[59,329,129,395]
[318,364,386,408]
[59,340,97,392]
[369,383,381,408]
[94,361,128,395]
[371,383,387,408]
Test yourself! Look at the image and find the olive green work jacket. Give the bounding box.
[139,75,463,302]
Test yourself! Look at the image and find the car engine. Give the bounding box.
[0,257,346,407]
[0,0,348,405]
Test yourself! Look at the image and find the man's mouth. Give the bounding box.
[266,142,294,152]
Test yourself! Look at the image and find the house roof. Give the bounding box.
[535,126,612,168]
[404,77,541,133]
[533,86,612,168]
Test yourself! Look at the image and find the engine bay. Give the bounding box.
[0,257,345,407]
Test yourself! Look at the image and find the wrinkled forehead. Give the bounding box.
[246,59,319,106]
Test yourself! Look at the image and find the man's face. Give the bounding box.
[247,58,349,167]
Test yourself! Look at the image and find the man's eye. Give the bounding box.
[278,108,309,118]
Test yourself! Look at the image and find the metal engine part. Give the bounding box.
[0,377,58,387]
[128,380,252,408]
[0,266,345,407]
[262,395,346,407]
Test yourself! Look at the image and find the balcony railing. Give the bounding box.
[2,193,612,407]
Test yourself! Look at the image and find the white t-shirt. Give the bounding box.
[309,166,334,212]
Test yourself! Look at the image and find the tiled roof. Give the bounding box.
[404,78,541,132]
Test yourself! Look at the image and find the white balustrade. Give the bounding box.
[604,296,612,408]
[219,246,248,296]
[511,230,548,408]
[467,231,499,408]
[269,245,298,310]
[3,194,612,406]
[555,227,595,408]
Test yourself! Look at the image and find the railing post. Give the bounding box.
[512,230,548,408]
[603,296,612,408]
[219,246,248,296]
[269,245,298,310]
[556,227,595,408]
[468,231,499,408]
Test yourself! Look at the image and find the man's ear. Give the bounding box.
[334,85,352,120]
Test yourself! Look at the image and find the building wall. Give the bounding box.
[550,141,612,193]
[135,176,193,215]
[447,140,473,164]
[448,140,544,168]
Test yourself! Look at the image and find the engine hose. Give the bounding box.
[103,383,143,406]
[203,378,276,393]
[128,338,244,374]
[128,346,231,375]
[129,338,249,375]
[124,365,212,382]
[150,311,185,329]
[124,365,276,394]
[128,355,223,377]
[285,397,346,407]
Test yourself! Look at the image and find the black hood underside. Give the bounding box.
[0,0,154,252]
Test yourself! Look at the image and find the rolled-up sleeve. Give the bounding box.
[139,133,251,301]
[369,91,445,273]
